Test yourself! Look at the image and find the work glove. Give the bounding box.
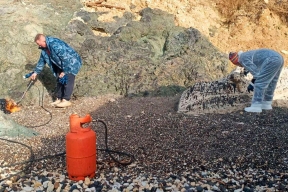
[58,75,67,85]
[243,69,249,76]
[247,79,255,93]
[23,71,34,79]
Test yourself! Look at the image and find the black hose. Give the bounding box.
[0,119,134,182]
[93,119,135,165]
[0,137,35,182]
[23,83,53,128]
[0,80,135,182]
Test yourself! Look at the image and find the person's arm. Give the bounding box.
[238,52,260,78]
[240,58,259,77]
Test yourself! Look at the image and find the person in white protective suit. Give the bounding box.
[229,49,284,113]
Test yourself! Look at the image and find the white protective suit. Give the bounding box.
[238,49,284,106]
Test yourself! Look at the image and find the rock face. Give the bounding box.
[0,0,228,104]
[68,8,228,97]
[0,0,82,104]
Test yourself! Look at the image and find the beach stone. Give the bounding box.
[23,186,34,192]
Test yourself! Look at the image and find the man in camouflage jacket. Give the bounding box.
[30,34,82,108]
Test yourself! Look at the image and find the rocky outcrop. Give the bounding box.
[177,67,252,114]
[0,0,82,104]
[178,67,288,114]
[0,0,228,105]
[64,8,228,97]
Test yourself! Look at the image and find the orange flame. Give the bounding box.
[5,99,21,113]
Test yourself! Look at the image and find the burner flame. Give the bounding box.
[5,99,21,113]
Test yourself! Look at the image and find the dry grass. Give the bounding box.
[216,0,288,24]
[268,0,288,19]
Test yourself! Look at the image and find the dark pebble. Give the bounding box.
[40,176,49,183]
[61,183,67,189]
[96,186,103,191]
[11,186,18,191]
[89,181,102,189]
[243,187,253,192]
[158,180,167,186]
[277,183,286,190]
[219,184,227,192]
[70,185,78,191]
[122,176,130,183]
[151,187,157,192]
[257,180,266,186]
[169,174,178,180]
[186,176,195,182]
[267,180,274,188]
[200,165,206,171]
[196,186,203,192]
[184,185,192,190]
[207,181,216,186]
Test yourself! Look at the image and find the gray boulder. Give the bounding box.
[0,111,38,137]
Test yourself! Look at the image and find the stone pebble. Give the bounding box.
[1,167,288,192]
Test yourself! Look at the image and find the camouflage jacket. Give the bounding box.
[34,36,82,76]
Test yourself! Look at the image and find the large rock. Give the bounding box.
[64,7,228,97]
[0,1,228,103]
[0,0,82,104]
[0,111,38,137]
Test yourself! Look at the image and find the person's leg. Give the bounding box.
[56,82,64,99]
[262,68,282,109]
[245,56,283,112]
[51,83,63,106]
[51,70,63,106]
[63,74,75,101]
[56,74,75,108]
[263,62,283,102]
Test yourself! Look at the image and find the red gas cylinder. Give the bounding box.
[66,114,96,181]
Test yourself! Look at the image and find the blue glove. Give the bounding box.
[58,75,67,85]
[23,72,34,79]
[247,84,254,93]
[247,79,255,93]
[243,69,249,76]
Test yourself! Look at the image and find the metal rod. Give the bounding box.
[16,80,34,105]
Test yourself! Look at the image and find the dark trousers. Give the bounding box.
[56,74,75,101]
[53,64,75,101]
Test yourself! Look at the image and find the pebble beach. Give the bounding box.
[1,96,288,192]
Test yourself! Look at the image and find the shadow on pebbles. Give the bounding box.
[1,95,288,192]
